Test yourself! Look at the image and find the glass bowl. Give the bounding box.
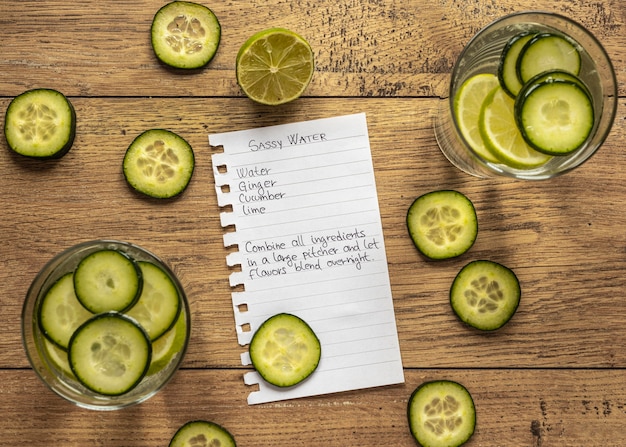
[435,11,618,179]
[22,240,190,410]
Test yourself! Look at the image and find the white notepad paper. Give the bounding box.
[210,113,404,405]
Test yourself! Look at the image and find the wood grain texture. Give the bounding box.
[1,0,626,446]
[0,0,624,97]
[1,368,626,446]
[1,97,625,370]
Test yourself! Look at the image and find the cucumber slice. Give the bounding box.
[498,32,535,98]
[450,260,521,331]
[68,312,151,396]
[517,33,581,84]
[4,88,76,158]
[169,420,236,447]
[73,249,142,314]
[151,1,221,69]
[249,313,321,387]
[125,261,181,341]
[38,272,93,349]
[407,190,477,260]
[123,129,195,199]
[408,380,476,447]
[515,78,594,155]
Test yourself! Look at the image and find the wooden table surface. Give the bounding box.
[1,0,625,445]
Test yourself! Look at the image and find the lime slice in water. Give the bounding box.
[479,86,552,169]
[454,73,501,163]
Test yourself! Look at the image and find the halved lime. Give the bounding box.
[453,73,500,163]
[236,28,314,105]
[479,86,552,169]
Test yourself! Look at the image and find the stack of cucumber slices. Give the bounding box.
[456,30,595,169]
[38,247,185,396]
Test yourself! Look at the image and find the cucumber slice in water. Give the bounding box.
[407,190,477,260]
[515,78,594,155]
[38,272,93,349]
[4,88,76,158]
[125,261,181,341]
[249,313,321,387]
[517,33,581,84]
[450,260,521,331]
[123,129,195,199]
[169,420,236,447]
[68,312,152,396]
[497,32,534,97]
[408,380,476,447]
[151,1,221,69]
[73,249,142,314]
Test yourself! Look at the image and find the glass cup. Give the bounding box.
[434,11,617,180]
[22,240,190,410]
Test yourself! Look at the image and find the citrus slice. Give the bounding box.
[453,73,501,163]
[236,28,314,105]
[479,86,552,169]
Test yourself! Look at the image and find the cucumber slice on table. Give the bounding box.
[169,420,237,447]
[73,249,142,314]
[123,129,195,199]
[151,1,221,69]
[125,261,181,341]
[498,31,534,97]
[515,77,594,155]
[450,260,521,331]
[4,88,76,158]
[408,380,476,447]
[68,312,152,396]
[249,313,321,387]
[516,32,581,84]
[407,190,477,260]
[38,272,93,349]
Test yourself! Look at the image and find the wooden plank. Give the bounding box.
[0,0,623,97]
[1,97,625,369]
[1,368,625,446]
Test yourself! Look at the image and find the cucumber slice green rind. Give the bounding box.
[517,33,581,84]
[38,272,93,349]
[68,312,152,396]
[151,1,221,69]
[4,88,76,159]
[249,313,321,387]
[497,32,534,98]
[123,129,195,199]
[169,420,237,447]
[74,249,142,314]
[408,380,476,447]
[516,79,594,155]
[125,261,181,341]
[450,260,521,331]
[407,190,477,260]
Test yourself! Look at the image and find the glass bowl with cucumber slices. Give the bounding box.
[435,11,617,180]
[21,240,190,410]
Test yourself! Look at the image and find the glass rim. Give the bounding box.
[446,10,618,180]
[21,239,190,410]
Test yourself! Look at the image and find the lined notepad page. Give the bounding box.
[210,113,404,405]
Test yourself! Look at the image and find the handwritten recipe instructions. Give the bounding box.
[210,113,404,404]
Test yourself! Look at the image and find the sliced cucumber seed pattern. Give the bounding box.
[138,139,179,183]
[165,15,207,55]
[423,394,464,435]
[465,275,505,314]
